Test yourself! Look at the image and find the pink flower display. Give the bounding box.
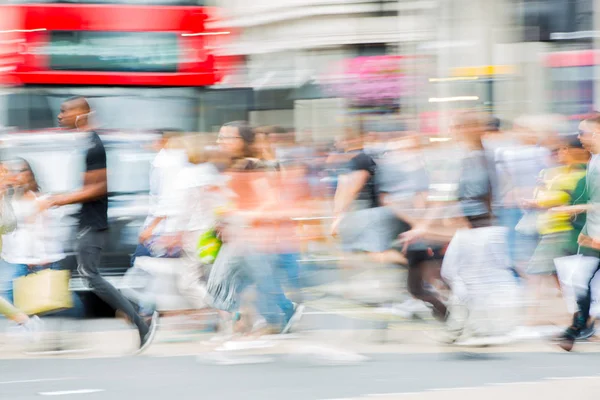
[320,55,418,106]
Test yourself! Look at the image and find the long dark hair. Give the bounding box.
[223,120,256,158]
[7,157,40,193]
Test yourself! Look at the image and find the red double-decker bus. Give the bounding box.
[0,1,241,132]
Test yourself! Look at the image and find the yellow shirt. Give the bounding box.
[536,166,586,235]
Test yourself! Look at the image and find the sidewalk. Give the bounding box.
[0,318,596,361]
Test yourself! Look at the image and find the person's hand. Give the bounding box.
[0,173,16,195]
[550,205,588,215]
[139,227,153,245]
[330,215,343,237]
[520,199,539,209]
[162,234,182,251]
[398,227,426,253]
[37,196,57,213]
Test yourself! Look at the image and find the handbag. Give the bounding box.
[555,254,600,314]
[196,229,222,265]
[13,268,73,315]
[205,244,244,312]
[13,194,73,315]
[515,211,538,236]
[0,195,17,235]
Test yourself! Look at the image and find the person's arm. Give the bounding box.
[139,216,166,244]
[550,175,592,215]
[571,174,588,231]
[398,212,469,251]
[51,168,107,207]
[44,135,107,208]
[333,170,370,216]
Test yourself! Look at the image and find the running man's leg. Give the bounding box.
[77,228,149,337]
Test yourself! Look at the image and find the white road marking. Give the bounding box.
[545,376,599,380]
[368,393,426,397]
[39,389,104,396]
[0,377,76,385]
[486,381,541,386]
[429,387,479,391]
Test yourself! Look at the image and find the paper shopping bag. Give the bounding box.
[13,269,73,316]
[555,255,600,314]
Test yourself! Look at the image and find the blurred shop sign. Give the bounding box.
[544,49,598,67]
[451,65,516,78]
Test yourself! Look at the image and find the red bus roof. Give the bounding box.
[0,4,237,86]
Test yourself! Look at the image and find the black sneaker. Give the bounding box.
[136,311,159,355]
[557,326,580,352]
[577,322,596,341]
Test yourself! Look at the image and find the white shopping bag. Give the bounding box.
[206,244,245,312]
[555,255,600,315]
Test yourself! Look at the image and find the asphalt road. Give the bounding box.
[3,351,600,400]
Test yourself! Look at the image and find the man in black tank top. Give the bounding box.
[39,96,158,354]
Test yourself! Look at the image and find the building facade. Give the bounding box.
[210,0,597,137]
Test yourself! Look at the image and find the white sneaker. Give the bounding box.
[391,299,430,318]
[282,303,304,334]
[22,316,43,343]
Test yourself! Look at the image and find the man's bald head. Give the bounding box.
[66,96,90,113]
[58,96,91,129]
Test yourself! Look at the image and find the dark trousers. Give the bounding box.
[406,248,448,320]
[76,227,148,337]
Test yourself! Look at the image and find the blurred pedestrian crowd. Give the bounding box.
[1,98,600,354]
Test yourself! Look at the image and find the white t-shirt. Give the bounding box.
[2,194,65,265]
[494,145,551,207]
[143,148,189,235]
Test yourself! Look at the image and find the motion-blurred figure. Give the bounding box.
[132,129,187,267]
[0,162,42,341]
[557,116,600,351]
[398,112,493,322]
[207,121,303,336]
[40,96,158,354]
[524,136,588,327]
[0,158,83,319]
[493,115,559,273]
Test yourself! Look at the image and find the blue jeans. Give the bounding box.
[0,260,84,318]
[130,243,181,267]
[499,207,538,270]
[130,243,152,267]
[243,253,295,327]
[277,253,301,291]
